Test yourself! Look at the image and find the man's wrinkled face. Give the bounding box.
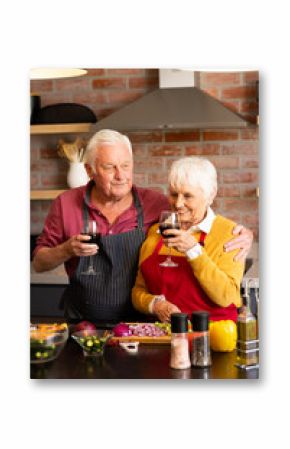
[86,142,133,200]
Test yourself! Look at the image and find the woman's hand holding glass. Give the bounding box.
[159,211,181,267]
[163,227,198,254]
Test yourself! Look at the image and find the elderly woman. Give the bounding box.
[132,156,244,323]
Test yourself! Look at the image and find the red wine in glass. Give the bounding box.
[159,211,180,267]
[81,232,101,245]
[81,220,100,275]
[159,222,181,239]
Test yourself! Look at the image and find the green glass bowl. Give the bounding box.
[72,329,112,357]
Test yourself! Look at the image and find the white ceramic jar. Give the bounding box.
[67,162,89,188]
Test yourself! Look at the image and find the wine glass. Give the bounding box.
[81,220,100,275]
[159,211,180,267]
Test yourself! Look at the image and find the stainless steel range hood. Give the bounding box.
[92,69,251,131]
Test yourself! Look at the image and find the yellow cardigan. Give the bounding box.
[132,215,244,315]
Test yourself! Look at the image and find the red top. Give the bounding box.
[34,182,169,276]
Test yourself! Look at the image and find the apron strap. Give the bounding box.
[132,187,145,230]
[83,180,94,226]
[199,231,207,246]
[155,237,163,254]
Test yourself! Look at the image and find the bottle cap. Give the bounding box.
[171,313,188,333]
[191,311,209,331]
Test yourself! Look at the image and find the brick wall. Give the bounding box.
[30,69,259,240]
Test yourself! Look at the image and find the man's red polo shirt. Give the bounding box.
[34,183,169,277]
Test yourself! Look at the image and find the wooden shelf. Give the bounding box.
[30,190,67,200]
[30,123,92,135]
[31,123,91,200]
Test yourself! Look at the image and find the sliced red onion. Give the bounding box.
[128,323,168,337]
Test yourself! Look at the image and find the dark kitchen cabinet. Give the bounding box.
[31,284,66,317]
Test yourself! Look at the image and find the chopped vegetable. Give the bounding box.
[73,334,109,354]
[128,323,170,337]
[30,323,68,363]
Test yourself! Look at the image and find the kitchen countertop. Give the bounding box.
[31,263,68,285]
[30,337,259,380]
[242,261,259,286]
[242,242,259,287]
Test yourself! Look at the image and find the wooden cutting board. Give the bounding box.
[107,322,171,345]
[110,335,171,345]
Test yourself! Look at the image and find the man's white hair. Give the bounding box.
[84,129,132,167]
[168,156,218,203]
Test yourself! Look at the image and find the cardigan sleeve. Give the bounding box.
[188,220,244,307]
[132,267,155,314]
[131,224,159,314]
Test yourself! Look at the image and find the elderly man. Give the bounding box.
[33,129,253,323]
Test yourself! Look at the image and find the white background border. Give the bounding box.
[1,1,288,447]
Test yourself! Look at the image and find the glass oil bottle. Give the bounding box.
[236,280,259,369]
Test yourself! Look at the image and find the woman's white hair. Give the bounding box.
[84,129,132,167]
[168,156,218,203]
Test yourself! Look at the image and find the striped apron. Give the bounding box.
[62,187,146,323]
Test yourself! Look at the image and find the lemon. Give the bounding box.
[209,320,237,352]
